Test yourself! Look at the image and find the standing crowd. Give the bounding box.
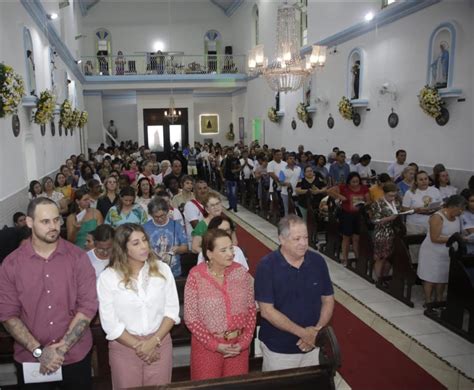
[0,140,338,389]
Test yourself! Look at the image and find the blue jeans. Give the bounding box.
[226,180,238,210]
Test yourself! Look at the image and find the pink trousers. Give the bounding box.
[108,334,173,389]
[190,336,249,381]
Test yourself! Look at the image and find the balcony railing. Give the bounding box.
[80,53,247,77]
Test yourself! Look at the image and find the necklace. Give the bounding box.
[207,265,225,278]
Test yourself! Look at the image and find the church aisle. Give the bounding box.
[227,204,474,389]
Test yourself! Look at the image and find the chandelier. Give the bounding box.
[248,3,326,93]
[164,95,181,124]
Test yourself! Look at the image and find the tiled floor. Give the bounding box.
[227,203,474,389]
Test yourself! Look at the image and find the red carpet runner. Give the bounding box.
[236,225,446,390]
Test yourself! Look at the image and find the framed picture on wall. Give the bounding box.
[238,117,244,141]
[199,114,219,134]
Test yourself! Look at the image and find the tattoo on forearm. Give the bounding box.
[59,319,90,354]
[39,346,56,366]
[3,318,38,352]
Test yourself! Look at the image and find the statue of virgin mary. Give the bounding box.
[431,42,449,89]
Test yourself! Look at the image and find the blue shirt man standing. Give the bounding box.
[255,214,334,372]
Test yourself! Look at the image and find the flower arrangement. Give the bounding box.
[267,107,280,123]
[0,63,25,118]
[338,96,353,120]
[419,85,443,118]
[60,99,73,129]
[296,103,309,123]
[78,111,88,128]
[71,108,81,128]
[33,90,56,125]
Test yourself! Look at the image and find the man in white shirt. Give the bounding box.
[387,149,407,181]
[356,154,373,183]
[267,149,287,193]
[281,153,301,216]
[183,180,209,248]
[87,225,114,279]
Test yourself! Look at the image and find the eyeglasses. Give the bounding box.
[153,213,168,220]
[208,201,221,208]
[95,247,112,255]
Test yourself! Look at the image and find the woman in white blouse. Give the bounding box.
[402,170,443,262]
[97,223,180,389]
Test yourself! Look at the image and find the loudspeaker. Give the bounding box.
[225,46,233,55]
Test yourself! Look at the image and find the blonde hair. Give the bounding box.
[109,223,164,290]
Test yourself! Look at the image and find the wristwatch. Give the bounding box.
[32,345,44,359]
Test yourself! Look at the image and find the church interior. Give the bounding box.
[0,0,474,389]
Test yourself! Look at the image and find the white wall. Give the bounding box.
[237,1,473,189]
[0,1,84,226]
[193,96,234,145]
[102,95,138,142]
[80,0,235,57]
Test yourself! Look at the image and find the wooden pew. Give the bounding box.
[377,233,425,307]
[130,326,341,390]
[424,234,474,342]
[319,202,341,262]
[345,205,375,283]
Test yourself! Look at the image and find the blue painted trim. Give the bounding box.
[20,0,85,84]
[426,21,456,88]
[226,0,244,17]
[301,0,441,55]
[78,0,89,16]
[84,73,247,84]
[350,99,369,108]
[193,91,233,98]
[22,96,38,107]
[231,87,247,97]
[83,90,103,97]
[346,48,364,99]
[135,89,194,96]
[209,0,228,15]
[438,88,462,98]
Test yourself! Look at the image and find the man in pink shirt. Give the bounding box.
[0,197,98,389]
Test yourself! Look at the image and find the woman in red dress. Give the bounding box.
[328,172,370,266]
[184,229,256,380]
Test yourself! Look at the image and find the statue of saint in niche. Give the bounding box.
[431,42,449,89]
[351,60,360,99]
[26,49,37,96]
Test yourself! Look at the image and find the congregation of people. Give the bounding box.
[1,138,473,389]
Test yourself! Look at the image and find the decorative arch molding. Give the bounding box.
[426,21,457,90]
[346,47,368,106]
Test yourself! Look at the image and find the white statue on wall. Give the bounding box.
[431,42,449,89]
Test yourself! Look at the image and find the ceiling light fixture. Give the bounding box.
[247,2,326,93]
[48,13,58,20]
[364,12,374,22]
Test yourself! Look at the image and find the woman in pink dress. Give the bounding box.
[184,229,256,380]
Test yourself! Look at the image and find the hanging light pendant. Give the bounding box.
[248,2,326,93]
[164,95,181,124]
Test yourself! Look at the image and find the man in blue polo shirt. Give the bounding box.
[255,215,335,371]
